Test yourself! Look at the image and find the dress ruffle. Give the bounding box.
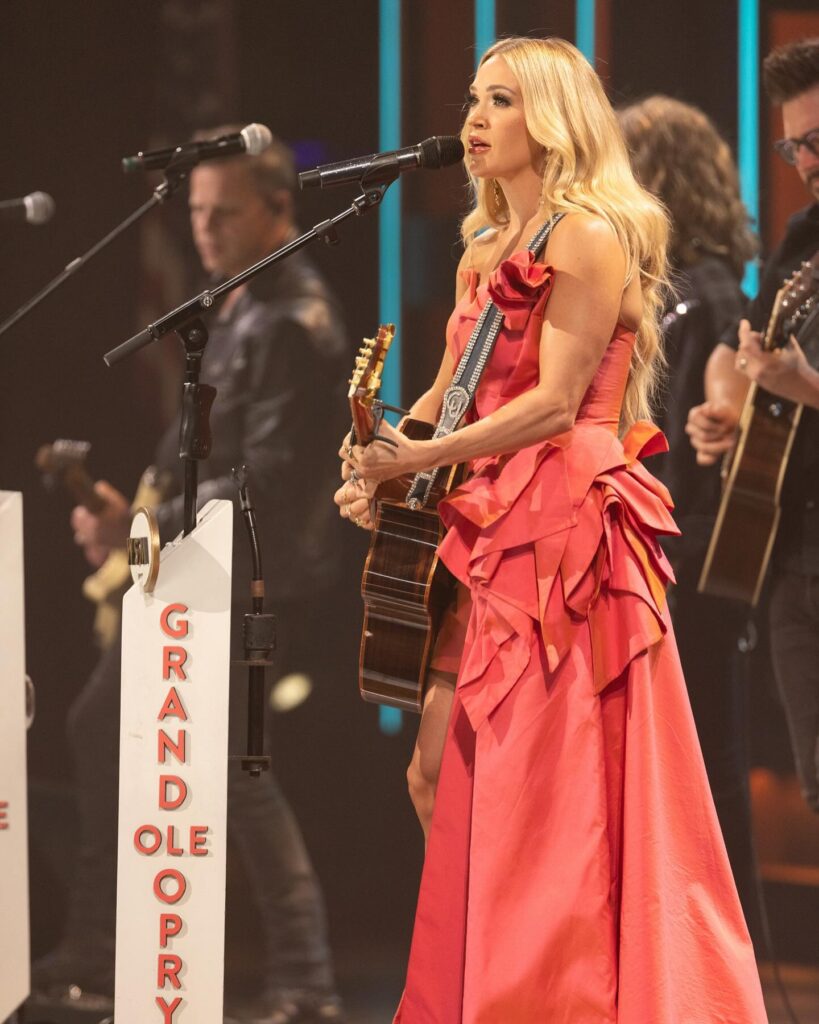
[438,421,679,730]
[458,249,555,332]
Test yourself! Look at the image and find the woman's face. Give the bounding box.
[464,55,540,182]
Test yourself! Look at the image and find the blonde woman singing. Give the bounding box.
[338,36,766,1023]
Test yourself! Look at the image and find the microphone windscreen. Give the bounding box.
[419,135,465,169]
[241,123,273,156]
[25,191,56,225]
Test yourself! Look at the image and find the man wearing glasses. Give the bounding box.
[687,37,819,815]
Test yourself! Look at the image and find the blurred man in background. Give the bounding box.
[35,129,350,1024]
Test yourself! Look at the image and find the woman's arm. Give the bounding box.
[352,215,627,481]
[334,239,471,525]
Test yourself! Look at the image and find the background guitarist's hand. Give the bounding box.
[685,400,740,466]
[70,481,131,567]
[735,318,819,407]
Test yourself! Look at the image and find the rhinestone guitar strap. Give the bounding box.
[405,213,565,510]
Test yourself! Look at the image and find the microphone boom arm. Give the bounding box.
[103,178,395,366]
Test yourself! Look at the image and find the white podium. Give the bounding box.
[115,499,233,1023]
[0,492,30,1019]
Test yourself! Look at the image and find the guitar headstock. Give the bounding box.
[766,250,819,350]
[348,323,396,444]
[34,439,105,512]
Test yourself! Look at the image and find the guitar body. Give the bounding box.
[698,251,818,606]
[359,418,462,712]
[698,386,801,604]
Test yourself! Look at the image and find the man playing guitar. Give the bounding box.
[687,37,819,815]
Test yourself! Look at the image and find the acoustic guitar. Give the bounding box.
[698,252,819,605]
[349,326,461,712]
[36,440,168,648]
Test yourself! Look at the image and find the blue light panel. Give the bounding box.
[575,0,596,63]
[378,0,403,736]
[738,0,760,296]
[475,0,496,67]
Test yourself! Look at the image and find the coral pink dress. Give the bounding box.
[394,251,767,1023]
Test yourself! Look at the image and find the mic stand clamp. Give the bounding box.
[104,180,394,366]
[232,466,274,778]
[176,318,216,536]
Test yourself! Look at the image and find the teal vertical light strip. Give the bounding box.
[379,0,401,414]
[474,0,496,67]
[575,0,596,63]
[738,0,760,296]
[378,0,403,736]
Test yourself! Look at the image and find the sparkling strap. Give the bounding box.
[405,214,564,510]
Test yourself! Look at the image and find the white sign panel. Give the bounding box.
[0,491,30,1019]
[115,499,233,1023]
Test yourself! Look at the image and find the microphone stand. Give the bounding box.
[104,175,395,536]
[104,172,396,780]
[0,149,201,341]
[233,465,275,778]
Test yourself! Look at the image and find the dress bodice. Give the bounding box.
[447,248,635,434]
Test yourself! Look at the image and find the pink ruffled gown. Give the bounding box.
[393,250,768,1023]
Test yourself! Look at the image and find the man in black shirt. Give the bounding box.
[687,38,819,815]
[35,131,348,1023]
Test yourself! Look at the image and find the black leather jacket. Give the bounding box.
[152,250,350,602]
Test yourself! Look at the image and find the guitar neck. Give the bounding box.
[62,465,107,514]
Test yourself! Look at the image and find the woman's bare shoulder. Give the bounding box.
[550,212,619,253]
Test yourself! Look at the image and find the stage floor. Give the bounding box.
[16,959,819,1023]
[334,959,819,1023]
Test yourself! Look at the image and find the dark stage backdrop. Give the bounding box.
[1,0,814,971]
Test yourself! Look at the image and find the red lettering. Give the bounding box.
[158,729,187,765]
[157,687,188,722]
[0,801,8,830]
[190,825,209,856]
[159,913,183,948]
[162,646,188,681]
[156,996,183,1023]
[157,953,183,989]
[166,825,183,856]
[134,824,162,855]
[160,603,189,639]
[159,775,188,811]
[153,868,187,905]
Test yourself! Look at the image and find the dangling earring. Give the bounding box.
[493,179,503,206]
[540,150,552,208]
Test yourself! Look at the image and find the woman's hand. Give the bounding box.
[334,473,377,530]
[341,420,430,484]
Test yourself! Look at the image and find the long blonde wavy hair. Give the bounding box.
[462,37,670,430]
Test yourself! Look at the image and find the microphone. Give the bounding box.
[0,191,56,225]
[298,135,464,189]
[122,123,273,174]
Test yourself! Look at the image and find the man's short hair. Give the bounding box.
[192,123,297,209]
[763,37,819,104]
